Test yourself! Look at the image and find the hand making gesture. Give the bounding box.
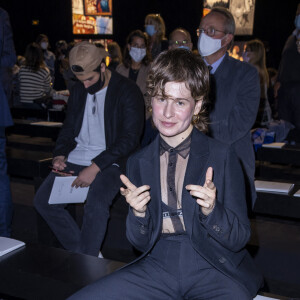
[186,167,216,216]
[120,174,151,218]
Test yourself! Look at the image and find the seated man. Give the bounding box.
[168,27,193,51]
[34,41,144,256]
[68,49,263,299]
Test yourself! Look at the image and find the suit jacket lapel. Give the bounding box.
[182,129,210,231]
[139,135,162,235]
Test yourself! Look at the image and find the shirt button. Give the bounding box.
[169,162,173,167]
[169,148,174,153]
[169,187,173,191]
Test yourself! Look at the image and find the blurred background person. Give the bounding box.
[116,29,151,118]
[36,34,56,84]
[19,42,54,109]
[244,39,272,127]
[267,67,278,119]
[144,13,168,59]
[273,3,300,138]
[0,7,15,238]
[54,40,68,90]
[107,41,122,71]
[11,55,25,107]
[168,27,193,51]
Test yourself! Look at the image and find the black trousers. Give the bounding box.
[34,162,121,256]
[68,234,251,299]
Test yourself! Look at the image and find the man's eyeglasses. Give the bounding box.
[169,40,189,46]
[196,27,226,37]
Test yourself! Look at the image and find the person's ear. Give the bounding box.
[222,33,234,48]
[100,61,106,73]
[194,97,203,115]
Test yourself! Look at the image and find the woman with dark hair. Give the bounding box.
[116,29,151,118]
[36,33,56,83]
[19,42,53,109]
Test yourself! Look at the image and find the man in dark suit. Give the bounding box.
[0,7,16,237]
[68,50,262,299]
[34,42,144,256]
[198,7,260,209]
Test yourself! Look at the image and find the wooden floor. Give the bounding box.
[9,178,300,299]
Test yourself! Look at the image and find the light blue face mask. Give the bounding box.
[295,15,300,29]
[145,25,156,36]
[178,45,191,51]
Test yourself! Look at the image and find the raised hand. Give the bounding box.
[120,174,151,218]
[186,167,216,216]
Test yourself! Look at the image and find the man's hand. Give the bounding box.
[72,163,100,188]
[186,167,216,216]
[120,174,151,218]
[52,156,67,171]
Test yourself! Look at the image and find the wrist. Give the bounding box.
[133,209,146,218]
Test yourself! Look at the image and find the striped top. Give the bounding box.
[19,66,52,103]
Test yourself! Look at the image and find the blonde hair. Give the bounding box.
[245,39,269,97]
[145,14,166,41]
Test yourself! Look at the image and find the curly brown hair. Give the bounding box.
[147,49,210,132]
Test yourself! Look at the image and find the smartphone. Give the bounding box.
[49,166,74,176]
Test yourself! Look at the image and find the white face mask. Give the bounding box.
[197,33,225,57]
[129,47,146,63]
[40,42,48,50]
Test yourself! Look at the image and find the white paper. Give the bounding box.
[49,176,89,204]
[255,180,294,194]
[253,295,279,300]
[293,190,300,197]
[262,142,285,149]
[0,237,25,256]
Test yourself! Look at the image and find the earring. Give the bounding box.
[192,114,200,125]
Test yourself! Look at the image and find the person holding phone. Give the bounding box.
[34,42,144,257]
[68,49,263,299]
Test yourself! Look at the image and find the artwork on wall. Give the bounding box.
[203,0,256,35]
[72,0,113,35]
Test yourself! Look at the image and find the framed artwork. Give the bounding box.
[72,0,113,35]
[84,0,112,16]
[202,0,256,35]
[229,0,256,35]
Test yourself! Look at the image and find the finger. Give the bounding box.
[206,180,215,190]
[120,174,137,191]
[205,167,213,183]
[196,199,211,208]
[134,196,151,211]
[120,187,130,196]
[132,185,150,197]
[71,178,79,187]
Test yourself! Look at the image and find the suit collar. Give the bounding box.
[181,129,210,230]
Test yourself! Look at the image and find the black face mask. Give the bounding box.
[85,73,105,95]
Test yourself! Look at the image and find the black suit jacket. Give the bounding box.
[53,71,145,172]
[125,128,263,297]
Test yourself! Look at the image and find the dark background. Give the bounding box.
[1,0,299,69]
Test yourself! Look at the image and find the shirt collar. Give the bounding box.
[204,53,226,74]
[160,133,192,158]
